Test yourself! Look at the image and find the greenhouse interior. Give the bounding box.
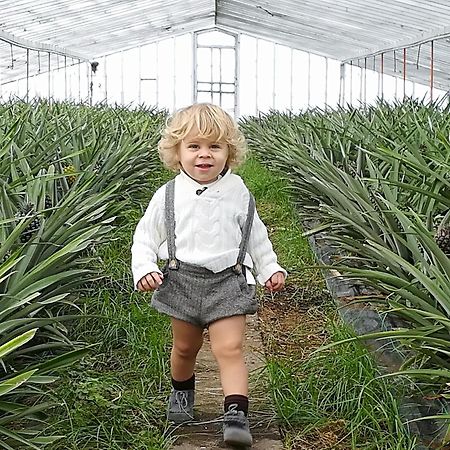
[1,1,449,449]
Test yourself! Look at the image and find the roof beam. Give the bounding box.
[343,25,450,62]
[0,29,91,61]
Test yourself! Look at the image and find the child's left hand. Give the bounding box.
[265,271,285,292]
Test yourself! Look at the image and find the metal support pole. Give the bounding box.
[120,51,124,105]
[359,59,363,103]
[192,32,197,104]
[349,61,353,105]
[325,57,328,110]
[430,40,434,101]
[64,55,67,100]
[403,48,406,98]
[87,63,91,105]
[26,48,29,102]
[339,62,345,106]
[307,52,311,108]
[364,58,367,104]
[156,41,159,106]
[48,52,51,101]
[210,47,213,103]
[272,44,276,109]
[78,62,81,103]
[104,56,108,103]
[290,48,294,111]
[173,38,176,111]
[381,53,384,100]
[255,38,258,114]
[138,46,142,105]
[234,32,240,118]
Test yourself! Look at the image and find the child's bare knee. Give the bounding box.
[211,340,243,361]
[173,341,201,359]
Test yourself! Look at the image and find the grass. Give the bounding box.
[43,157,415,449]
[45,200,174,449]
[239,156,416,449]
[266,322,416,449]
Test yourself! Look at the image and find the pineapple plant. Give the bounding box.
[16,202,41,243]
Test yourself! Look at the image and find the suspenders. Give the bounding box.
[164,178,255,274]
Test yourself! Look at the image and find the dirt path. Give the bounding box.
[170,314,284,450]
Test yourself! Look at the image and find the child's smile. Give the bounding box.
[179,132,229,184]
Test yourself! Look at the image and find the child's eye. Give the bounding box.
[187,144,199,149]
[211,144,222,149]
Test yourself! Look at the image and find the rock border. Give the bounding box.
[308,230,449,449]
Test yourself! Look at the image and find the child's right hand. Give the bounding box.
[137,272,164,291]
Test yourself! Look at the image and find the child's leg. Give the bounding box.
[209,315,252,446]
[170,317,204,381]
[167,318,203,423]
[208,315,247,396]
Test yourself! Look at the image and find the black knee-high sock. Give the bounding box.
[172,374,195,391]
[224,394,249,416]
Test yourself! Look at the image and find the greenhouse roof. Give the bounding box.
[1,0,450,90]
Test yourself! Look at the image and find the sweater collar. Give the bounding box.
[178,168,231,189]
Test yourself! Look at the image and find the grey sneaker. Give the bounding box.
[167,389,195,423]
[223,404,253,447]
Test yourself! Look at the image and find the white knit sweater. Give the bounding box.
[131,170,287,288]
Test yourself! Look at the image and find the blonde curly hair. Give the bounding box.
[158,103,247,172]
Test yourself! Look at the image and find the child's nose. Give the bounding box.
[199,146,212,157]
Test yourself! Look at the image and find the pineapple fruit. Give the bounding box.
[63,164,77,186]
[16,202,41,243]
[436,225,450,256]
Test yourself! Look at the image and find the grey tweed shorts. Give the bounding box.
[151,261,257,328]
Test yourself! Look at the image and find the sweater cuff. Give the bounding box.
[256,264,288,285]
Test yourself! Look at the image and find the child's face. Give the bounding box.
[178,132,229,184]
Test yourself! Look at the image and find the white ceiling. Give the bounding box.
[1,0,450,90]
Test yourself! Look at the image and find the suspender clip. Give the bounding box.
[233,263,242,274]
[168,258,179,270]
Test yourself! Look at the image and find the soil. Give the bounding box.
[170,312,283,450]
[169,279,349,450]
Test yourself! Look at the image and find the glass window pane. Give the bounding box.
[326,58,340,109]
[105,52,122,105]
[221,83,234,93]
[274,44,291,111]
[141,79,157,107]
[197,30,235,46]
[257,40,274,112]
[123,48,140,106]
[212,48,221,82]
[197,48,212,81]
[141,43,157,78]
[221,49,235,83]
[197,91,212,103]
[198,82,211,91]
[239,35,257,117]
[175,34,193,109]
[157,38,175,111]
[292,49,309,112]
[221,93,235,115]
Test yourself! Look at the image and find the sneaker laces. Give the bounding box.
[226,403,239,415]
[174,390,193,418]
[224,403,247,425]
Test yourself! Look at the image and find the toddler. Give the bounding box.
[131,103,286,447]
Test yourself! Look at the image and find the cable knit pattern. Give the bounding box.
[131,170,287,289]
